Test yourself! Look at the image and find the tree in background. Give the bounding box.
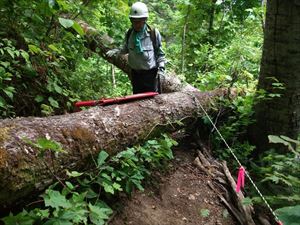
[0,0,132,118]
[252,0,300,151]
[0,0,263,118]
[0,0,89,117]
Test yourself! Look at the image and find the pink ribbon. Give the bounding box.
[236,166,245,192]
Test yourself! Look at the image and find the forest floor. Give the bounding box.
[109,139,237,225]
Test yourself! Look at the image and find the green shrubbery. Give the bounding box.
[1,134,177,225]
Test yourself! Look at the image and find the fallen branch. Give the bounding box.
[222,161,256,225]
[192,148,256,225]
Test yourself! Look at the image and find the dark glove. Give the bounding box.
[106,49,119,57]
[156,67,165,94]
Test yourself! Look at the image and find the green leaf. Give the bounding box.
[43,190,72,209]
[72,22,85,36]
[28,44,41,54]
[48,96,59,108]
[88,203,112,225]
[28,208,50,220]
[112,182,122,191]
[261,174,280,184]
[57,206,88,224]
[200,209,210,217]
[59,18,74,28]
[0,61,10,68]
[53,83,63,94]
[4,87,14,99]
[44,218,73,225]
[268,135,294,151]
[268,93,281,98]
[102,181,114,194]
[86,188,98,199]
[222,209,229,218]
[35,138,64,153]
[48,44,61,53]
[66,209,88,224]
[66,170,83,178]
[21,50,30,63]
[275,205,300,225]
[65,181,74,190]
[279,135,300,145]
[7,49,15,58]
[35,95,44,103]
[0,96,7,108]
[131,179,144,191]
[1,210,35,225]
[242,197,252,206]
[97,151,109,167]
[48,0,56,8]
[71,192,87,203]
[101,173,112,181]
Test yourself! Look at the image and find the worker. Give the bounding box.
[106,2,166,94]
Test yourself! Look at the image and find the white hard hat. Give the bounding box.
[129,2,149,18]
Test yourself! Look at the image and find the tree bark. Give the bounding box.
[181,4,190,74]
[252,0,300,151]
[0,89,230,206]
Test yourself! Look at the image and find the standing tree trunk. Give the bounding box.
[111,65,116,89]
[181,5,190,74]
[252,0,300,151]
[208,0,217,40]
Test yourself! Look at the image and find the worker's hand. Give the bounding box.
[157,67,165,77]
[106,49,119,57]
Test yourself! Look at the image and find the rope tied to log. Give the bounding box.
[196,97,283,225]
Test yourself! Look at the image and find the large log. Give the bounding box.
[0,89,228,206]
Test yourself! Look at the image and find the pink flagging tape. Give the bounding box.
[236,166,245,192]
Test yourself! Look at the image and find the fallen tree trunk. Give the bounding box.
[0,89,228,206]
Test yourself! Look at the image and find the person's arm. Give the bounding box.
[154,29,166,70]
[106,31,129,56]
[119,32,129,55]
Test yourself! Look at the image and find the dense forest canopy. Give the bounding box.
[1,0,300,224]
[0,0,262,117]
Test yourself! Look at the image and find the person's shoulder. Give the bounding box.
[150,27,161,37]
[146,25,158,36]
[127,27,133,35]
[126,28,133,41]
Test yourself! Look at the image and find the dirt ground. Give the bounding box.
[109,145,237,225]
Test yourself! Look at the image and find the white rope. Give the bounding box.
[197,99,281,223]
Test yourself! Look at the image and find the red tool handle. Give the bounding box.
[101,92,159,106]
[75,100,100,107]
[75,92,158,108]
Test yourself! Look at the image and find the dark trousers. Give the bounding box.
[131,68,160,94]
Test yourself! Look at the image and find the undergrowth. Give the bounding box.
[1,134,177,225]
[207,92,300,224]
